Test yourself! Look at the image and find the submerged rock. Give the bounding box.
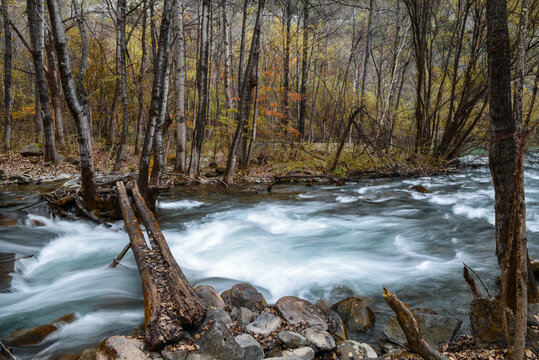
[331,297,375,333]
[1,313,76,347]
[221,283,267,313]
[194,321,245,360]
[275,296,328,330]
[96,335,147,360]
[194,285,225,309]
[245,312,282,335]
[384,310,461,347]
[234,333,264,360]
[304,328,336,352]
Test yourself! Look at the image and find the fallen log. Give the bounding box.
[383,287,449,360]
[116,181,184,350]
[267,174,362,192]
[129,181,206,328]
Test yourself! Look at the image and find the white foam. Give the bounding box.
[158,200,204,209]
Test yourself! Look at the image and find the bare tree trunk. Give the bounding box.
[28,0,57,162]
[2,0,12,152]
[298,1,309,139]
[113,0,129,172]
[223,0,265,184]
[237,0,249,99]
[282,0,291,127]
[134,0,147,155]
[45,30,65,146]
[72,0,91,129]
[173,0,187,172]
[46,0,98,210]
[245,55,261,167]
[358,0,374,143]
[188,0,210,177]
[222,0,233,109]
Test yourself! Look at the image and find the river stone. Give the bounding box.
[384,310,461,347]
[337,340,378,359]
[234,333,264,360]
[194,285,225,309]
[96,336,147,360]
[303,328,336,352]
[0,169,7,180]
[79,348,97,360]
[278,330,306,348]
[245,312,282,335]
[195,320,245,360]
[221,283,267,312]
[161,348,188,360]
[326,310,348,343]
[20,143,43,157]
[232,307,258,328]
[1,313,76,346]
[275,296,328,330]
[200,308,233,329]
[9,174,31,185]
[281,347,315,360]
[411,185,430,193]
[331,297,375,333]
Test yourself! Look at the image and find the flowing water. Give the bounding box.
[1,160,538,359]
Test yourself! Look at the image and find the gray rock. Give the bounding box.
[62,177,80,188]
[221,283,268,313]
[335,341,378,359]
[232,307,258,328]
[161,348,188,360]
[201,308,233,329]
[275,296,328,330]
[303,328,336,352]
[281,347,315,360]
[194,285,225,309]
[234,333,264,360]
[326,310,348,343]
[245,312,282,335]
[528,303,539,327]
[0,169,7,181]
[278,330,306,348]
[330,297,375,333]
[20,143,43,157]
[384,310,461,347]
[195,321,245,360]
[96,336,148,360]
[9,174,30,185]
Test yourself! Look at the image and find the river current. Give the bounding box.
[0,159,538,359]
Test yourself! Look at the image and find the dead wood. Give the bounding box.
[109,243,131,268]
[267,174,362,192]
[383,287,449,360]
[463,266,483,299]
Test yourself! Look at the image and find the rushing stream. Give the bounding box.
[1,159,538,359]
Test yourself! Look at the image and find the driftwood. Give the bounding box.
[109,243,131,268]
[267,174,362,192]
[383,287,449,360]
[463,266,482,299]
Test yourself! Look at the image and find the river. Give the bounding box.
[1,159,538,359]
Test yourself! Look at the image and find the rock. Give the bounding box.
[411,185,430,193]
[528,303,539,327]
[245,312,282,335]
[0,169,7,180]
[384,310,461,347]
[20,143,43,157]
[532,259,539,281]
[335,340,367,359]
[96,336,147,360]
[281,347,315,360]
[79,348,97,360]
[379,340,402,354]
[221,283,267,313]
[326,310,348,343]
[161,347,188,360]
[275,296,328,330]
[331,297,375,333]
[1,313,76,346]
[200,308,233,329]
[9,174,30,185]
[234,333,264,360]
[469,298,513,347]
[195,321,245,360]
[303,328,336,352]
[66,156,80,165]
[0,253,15,290]
[194,285,225,309]
[231,307,258,328]
[278,330,306,348]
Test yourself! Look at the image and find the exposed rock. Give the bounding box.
[0,215,18,227]
[411,185,430,193]
[221,283,267,313]
[0,169,7,180]
[1,313,76,346]
[234,333,264,360]
[384,310,461,347]
[278,330,306,348]
[331,297,375,333]
[9,174,31,185]
[275,296,328,330]
[29,219,46,227]
[245,312,282,335]
[231,307,258,328]
[194,285,225,309]
[326,310,348,343]
[20,143,43,157]
[281,346,315,360]
[303,328,336,352]
[200,308,233,329]
[194,321,245,360]
[161,347,188,360]
[528,303,539,327]
[469,298,512,347]
[96,336,147,360]
[335,340,367,359]
[66,156,80,165]
[79,348,97,360]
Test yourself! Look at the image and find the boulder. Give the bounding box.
[275,296,328,330]
[200,308,233,329]
[469,298,512,347]
[331,297,375,333]
[194,285,225,309]
[9,174,30,185]
[278,330,306,348]
[280,347,315,360]
[245,312,282,335]
[303,328,336,352]
[20,143,43,157]
[234,333,264,360]
[195,321,245,360]
[326,310,348,343]
[384,310,461,347]
[231,307,258,328]
[1,313,76,347]
[161,348,188,360]
[96,336,147,360]
[335,340,378,359]
[221,283,267,313]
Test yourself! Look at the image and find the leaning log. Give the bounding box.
[116,181,184,350]
[383,287,449,360]
[130,181,207,328]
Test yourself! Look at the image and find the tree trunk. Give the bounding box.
[2,0,12,152]
[282,0,291,127]
[173,0,187,172]
[298,1,309,139]
[28,0,57,163]
[46,0,98,210]
[134,0,148,155]
[237,0,249,99]
[44,30,65,147]
[113,0,129,172]
[222,0,233,110]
